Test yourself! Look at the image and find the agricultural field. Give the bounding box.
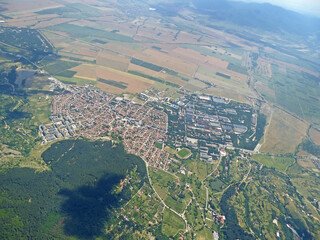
[255,64,320,124]
[1,0,320,239]
[0,0,256,99]
[149,168,192,214]
[96,52,130,71]
[70,63,97,80]
[309,127,320,146]
[96,67,153,94]
[42,60,80,76]
[261,108,308,154]
[162,208,185,237]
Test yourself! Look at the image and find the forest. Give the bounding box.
[0,139,147,239]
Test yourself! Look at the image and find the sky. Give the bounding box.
[238,0,320,17]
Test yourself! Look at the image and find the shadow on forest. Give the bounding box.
[59,174,123,239]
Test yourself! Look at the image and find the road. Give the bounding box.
[146,163,189,233]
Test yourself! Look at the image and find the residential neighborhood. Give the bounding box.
[41,85,170,170]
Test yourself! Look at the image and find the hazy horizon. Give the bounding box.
[236,0,320,17]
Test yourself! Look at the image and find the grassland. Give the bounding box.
[186,159,217,182]
[164,146,177,154]
[252,154,295,173]
[261,108,308,154]
[162,208,185,237]
[257,65,320,124]
[149,168,192,214]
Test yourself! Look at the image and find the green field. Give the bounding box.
[154,141,163,149]
[43,60,80,75]
[258,65,320,124]
[176,148,191,159]
[227,63,247,74]
[162,208,185,237]
[209,178,225,192]
[56,70,76,78]
[149,168,191,213]
[252,154,295,172]
[186,158,216,181]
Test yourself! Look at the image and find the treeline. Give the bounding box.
[0,66,18,94]
[302,139,320,157]
[128,70,180,88]
[216,72,231,79]
[98,78,127,89]
[220,184,254,240]
[130,58,178,76]
[227,63,247,75]
[0,139,147,239]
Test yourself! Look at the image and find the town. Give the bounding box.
[40,84,264,169]
[41,85,170,170]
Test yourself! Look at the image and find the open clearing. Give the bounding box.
[260,108,308,154]
[252,154,295,173]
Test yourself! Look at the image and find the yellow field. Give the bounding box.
[134,48,198,76]
[297,158,316,169]
[309,128,320,145]
[170,47,230,70]
[203,87,252,104]
[261,108,309,154]
[70,64,97,80]
[96,52,130,71]
[96,66,153,94]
